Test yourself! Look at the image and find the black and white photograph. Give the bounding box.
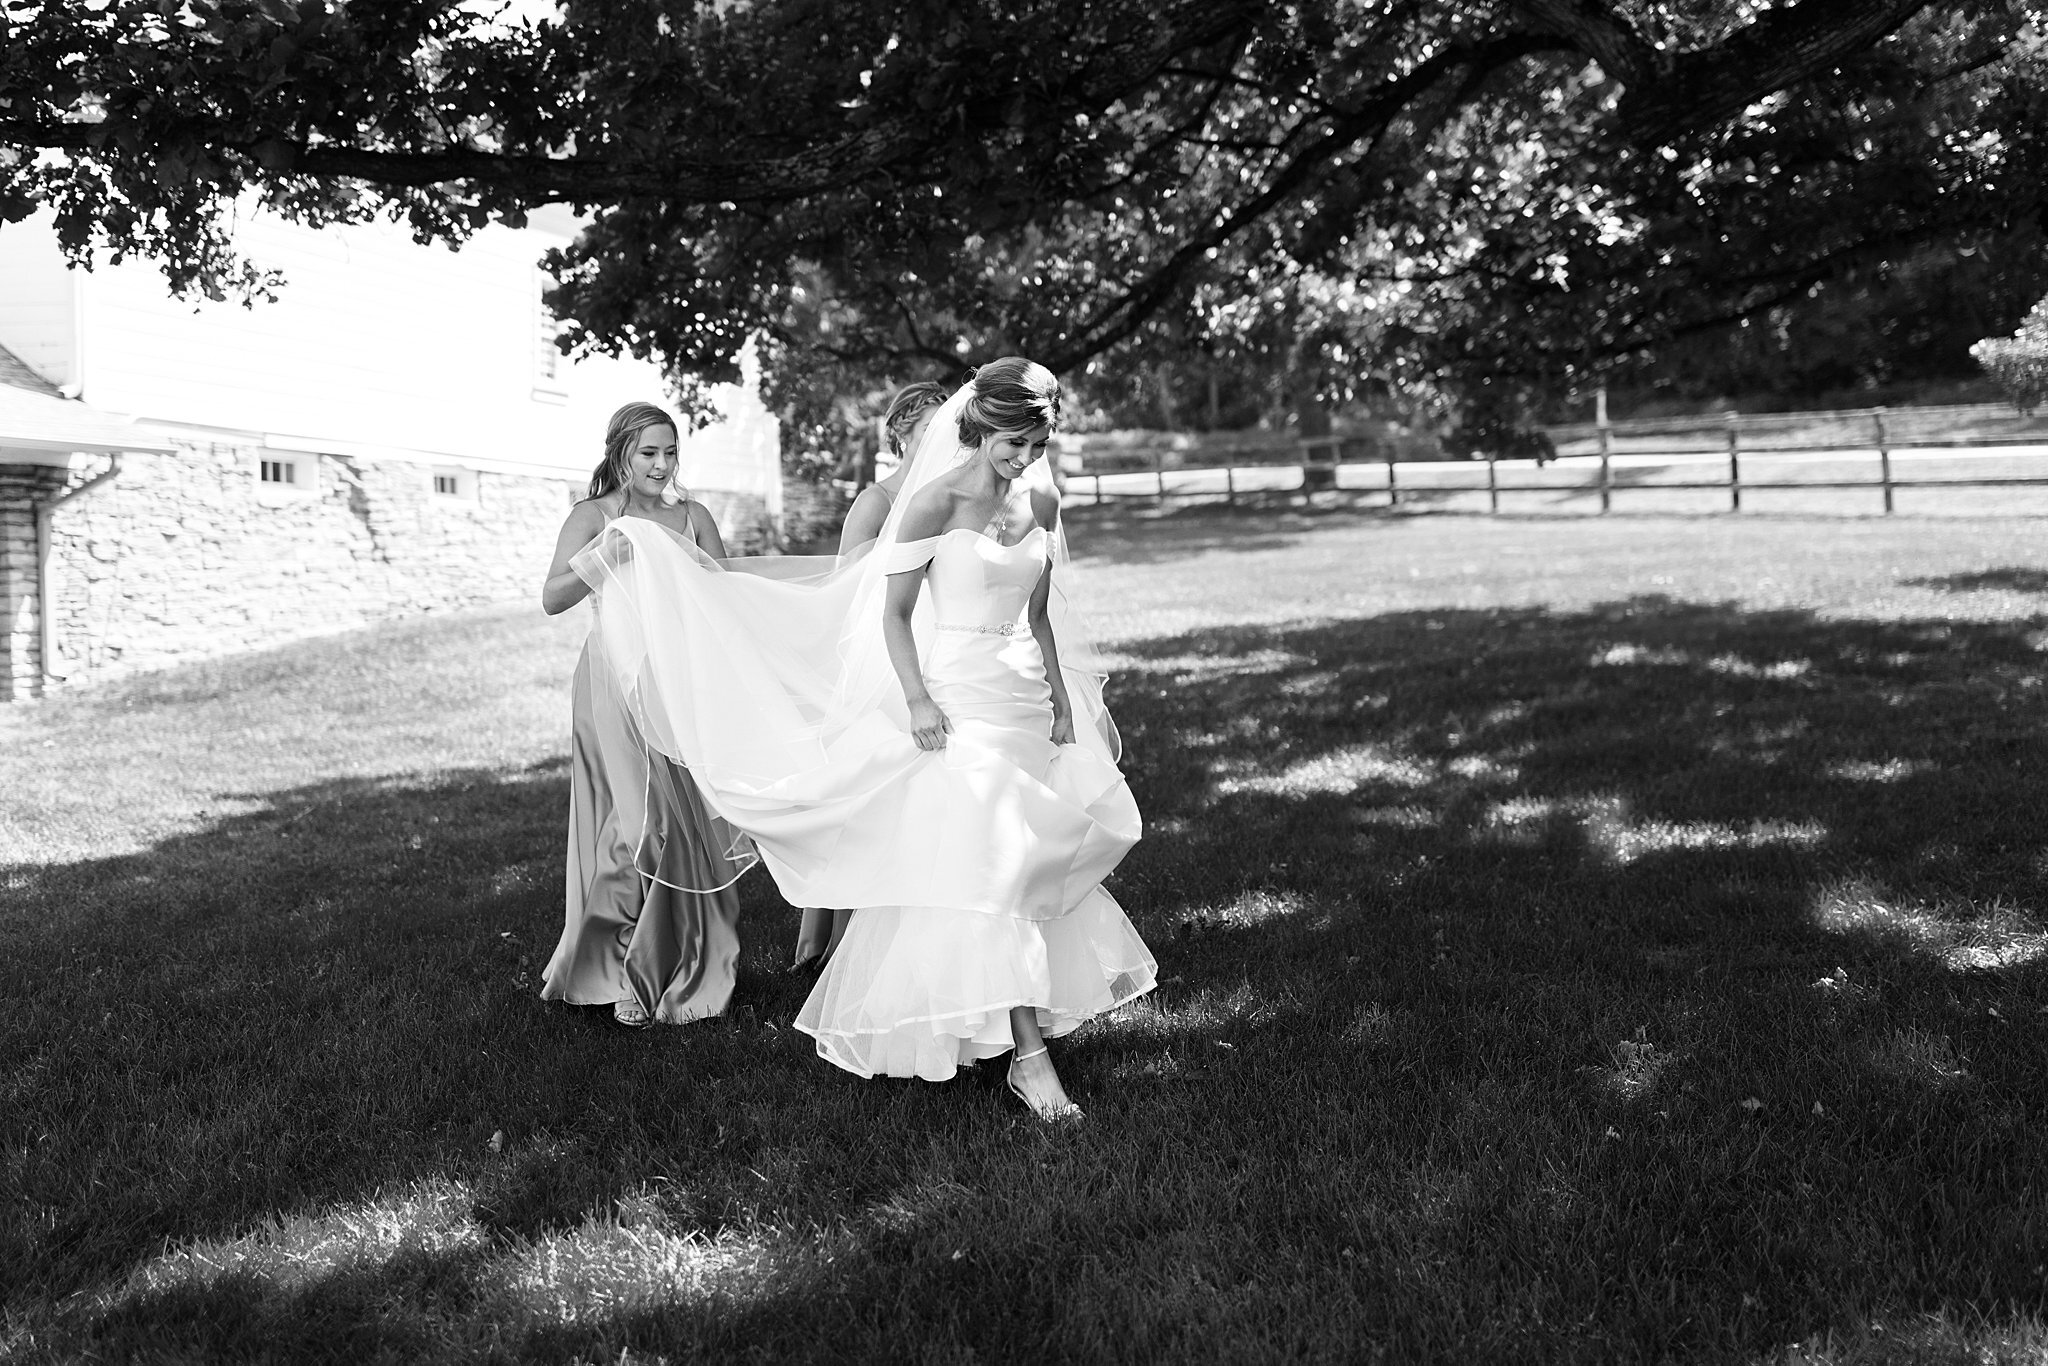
[5,2,2048,1361]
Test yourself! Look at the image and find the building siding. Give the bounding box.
[76,218,610,467]
[0,224,78,391]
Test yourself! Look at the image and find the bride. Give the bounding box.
[572,358,1156,1119]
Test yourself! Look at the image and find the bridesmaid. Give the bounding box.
[839,381,950,555]
[789,380,949,971]
[538,402,750,1027]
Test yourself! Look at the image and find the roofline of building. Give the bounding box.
[0,386,181,460]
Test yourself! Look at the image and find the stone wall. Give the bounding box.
[8,440,797,695]
[696,489,778,557]
[778,473,851,553]
[36,441,580,688]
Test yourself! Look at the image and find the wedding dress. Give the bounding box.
[570,386,1157,1078]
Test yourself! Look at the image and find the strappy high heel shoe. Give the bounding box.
[1006,1046,1083,1123]
[612,997,652,1028]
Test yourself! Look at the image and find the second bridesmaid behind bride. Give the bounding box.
[538,402,752,1027]
[789,379,949,971]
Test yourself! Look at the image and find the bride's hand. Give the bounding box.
[1050,709,1075,746]
[909,697,953,751]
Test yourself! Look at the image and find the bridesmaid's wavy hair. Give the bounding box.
[882,381,950,456]
[956,357,1061,448]
[587,402,679,501]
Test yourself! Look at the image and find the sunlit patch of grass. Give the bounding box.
[1479,795,1563,844]
[1218,743,1434,796]
[1169,712,1275,757]
[1477,793,1828,865]
[1351,803,1437,829]
[1824,758,1928,783]
[488,1220,771,1324]
[1589,816,1828,865]
[1745,717,1813,745]
[1771,1309,2048,1364]
[1811,881,2048,971]
[1706,653,1814,680]
[1444,753,1518,782]
[1166,889,1310,933]
[1481,700,1533,726]
[117,1180,485,1301]
[1092,979,1282,1055]
[1123,647,1310,679]
[1591,642,1693,667]
[1278,670,1341,697]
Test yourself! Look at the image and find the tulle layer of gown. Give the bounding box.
[540,637,749,1024]
[796,889,1156,1079]
[572,519,1157,1076]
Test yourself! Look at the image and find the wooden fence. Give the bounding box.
[1059,403,2048,513]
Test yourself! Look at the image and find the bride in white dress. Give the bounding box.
[570,358,1156,1119]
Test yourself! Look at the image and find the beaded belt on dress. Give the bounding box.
[934,621,1021,635]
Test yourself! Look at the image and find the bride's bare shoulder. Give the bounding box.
[1029,484,1061,530]
[896,478,960,539]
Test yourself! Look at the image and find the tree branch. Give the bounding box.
[1618,0,1934,142]
[1045,33,1566,369]
[1506,0,1654,81]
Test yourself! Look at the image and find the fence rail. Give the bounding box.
[1543,400,2048,452]
[1059,404,2048,514]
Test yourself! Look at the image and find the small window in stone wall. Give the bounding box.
[431,467,478,501]
[255,452,320,500]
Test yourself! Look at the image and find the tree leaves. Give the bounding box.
[0,0,2036,440]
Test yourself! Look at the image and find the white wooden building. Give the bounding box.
[0,206,780,700]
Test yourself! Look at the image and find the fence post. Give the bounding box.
[1154,443,1167,505]
[1875,407,1893,514]
[1487,452,1498,515]
[1385,445,1399,508]
[1094,471,1104,507]
[1597,420,1612,513]
[1726,414,1742,513]
[1224,455,1236,508]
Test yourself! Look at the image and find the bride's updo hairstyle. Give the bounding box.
[587,401,679,501]
[956,357,1061,448]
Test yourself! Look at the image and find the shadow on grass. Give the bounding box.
[7,594,2048,1361]
[1905,567,2048,595]
[1063,499,1388,566]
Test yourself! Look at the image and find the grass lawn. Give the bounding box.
[5,508,2048,1363]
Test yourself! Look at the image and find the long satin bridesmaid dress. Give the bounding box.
[541,505,750,1024]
